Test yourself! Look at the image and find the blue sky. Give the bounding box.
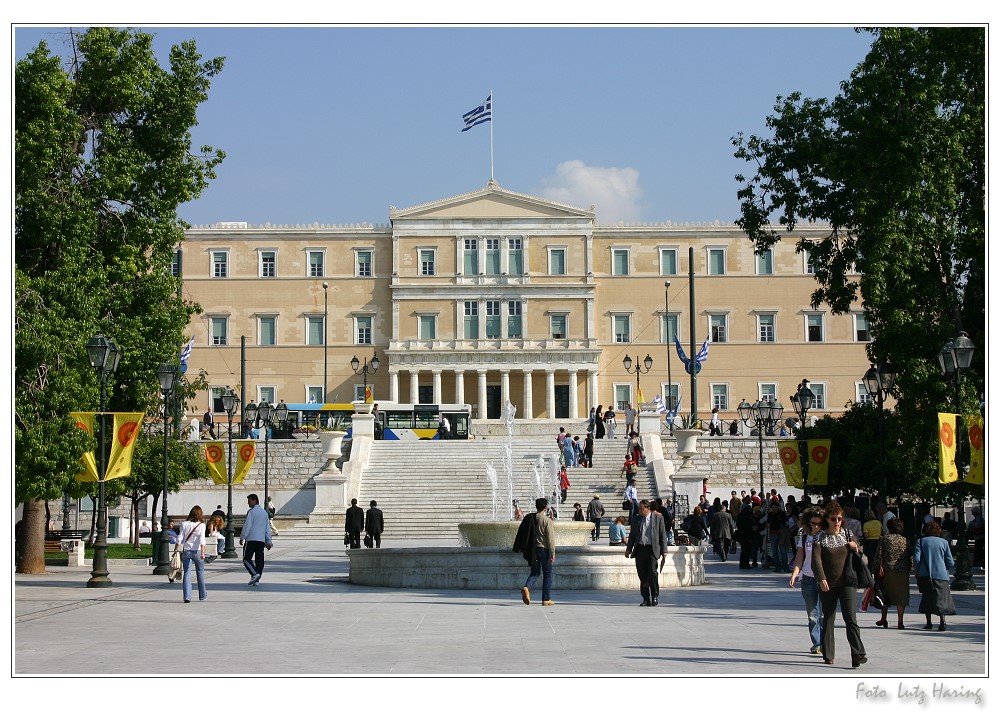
[15,26,876,226]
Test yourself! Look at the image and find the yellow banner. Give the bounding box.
[777,440,803,487]
[232,440,256,485]
[364,385,373,404]
[938,413,959,484]
[104,413,144,481]
[807,439,832,486]
[637,386,645,405]
[966,414,985,485]
[71,412,100,482]
[204,442,228,485]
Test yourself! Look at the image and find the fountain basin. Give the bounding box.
[457,520,594,547]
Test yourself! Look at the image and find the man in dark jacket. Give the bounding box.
[345,498,365,549]
[736,503,758,569]
[586,494,605,541]
[709,501,736,561]
[364,500,384,548]
[625,499,669,607]
[512,498,556,606]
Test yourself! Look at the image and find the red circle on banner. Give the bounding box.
[811,445,829,465]
[206,444,223,463]
[780,447,798,465]
[117,420,139,447]
[241,443,255,461]
[940,422,955,448]
[969,423,983,450]
[75,421,90,433]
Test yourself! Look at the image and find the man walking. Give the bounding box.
[203,409,216,439]
[625,499,669,606]
[364,500,384,548]
[345,498,365,549]
[239,493,272,586]
[710,501,736,561]
[586,494,605,541]
[512,497,556,606]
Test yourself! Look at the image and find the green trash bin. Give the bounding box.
[109,516,120,538]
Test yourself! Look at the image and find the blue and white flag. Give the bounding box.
[462,94,492,132]
[180,336,194,364]
[675,336,710,375]
[652,394,667,414]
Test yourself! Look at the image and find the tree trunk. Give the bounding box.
[16,498,48,574]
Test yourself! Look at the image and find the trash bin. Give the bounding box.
[109,516,121,538]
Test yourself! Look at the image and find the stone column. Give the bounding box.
[477,369,488,420]
[389,370,399,403]
[588,369,598,413]
[546,370,556,419]
[500,370,510,409]
[455,369,466,405]
[568,369,579,419]
[523,369,534,420]
[432,369,443,404]
[409,369,419,404]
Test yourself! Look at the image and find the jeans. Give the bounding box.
[819,585,865,661]
[589,517,602,541]
[182,550,207,601]
[769,534,790,572]
[800,576,823,650]
[524,547,553,601]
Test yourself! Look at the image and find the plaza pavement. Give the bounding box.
[14,537,986,679]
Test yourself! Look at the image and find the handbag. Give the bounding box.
[860,585,874,612]
[168,551,183,582]
[364,534,373,548]
[843,532,876,589]
[622,498,631,511]
[344,532,351,546]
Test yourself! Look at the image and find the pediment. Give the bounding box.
[389,182,595,221]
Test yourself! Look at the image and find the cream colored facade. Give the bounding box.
[180,182,875,424]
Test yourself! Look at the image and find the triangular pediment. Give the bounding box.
[389,181,595,221]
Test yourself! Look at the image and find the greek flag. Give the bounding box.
[652,394,667,414]
[461,95,492,132]
[180,336,194,364]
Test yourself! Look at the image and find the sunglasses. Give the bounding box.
[828,516,843,522]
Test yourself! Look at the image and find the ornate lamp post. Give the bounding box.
[243,400,289,510]
[85,333,122,588]
[789,381,815,495]
[622,354,653,407]
[152,362,177,575]
[862,362,896,499]
[351,353,380,402]
[938,332,976,591]
[739,398,784,496]
[221,387,240,559]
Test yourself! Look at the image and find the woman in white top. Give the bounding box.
[604,408,617,440]
[175,505,207,603]
[789,507,826,655]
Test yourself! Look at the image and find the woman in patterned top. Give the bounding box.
[873,517,913,629]
[812,501,868,668]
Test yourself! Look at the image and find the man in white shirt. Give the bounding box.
[239,493,273,586]
[876,502,897,535]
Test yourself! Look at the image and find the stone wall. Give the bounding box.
[661,435,792,496]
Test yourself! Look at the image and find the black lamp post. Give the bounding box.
[863,362,896,499]
[739,398,784,496]
[221,387,240,559]
[152,362,177,575]
[623,354,653,408]
[664,281,674,432]
[85,333,122,588]
[243,400,289,511]
[938,332,976,591]
[323,282,329,403]
[351,353,380,402]
[790,381,815,496]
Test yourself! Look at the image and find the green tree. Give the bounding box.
[732,27,984,497]
[15,28,224,573]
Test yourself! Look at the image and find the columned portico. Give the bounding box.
[500,370,510,409]
[410,370,419,404]
[523,369,534,419]
[455,370,465,405]
[568,370,579,419]
[477,370,488,419]
[588,369,598,413]
[432,370,442,404]
[546,370,556,419]
[389,370,400,402]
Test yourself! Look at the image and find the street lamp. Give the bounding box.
[221,387,240,559]
[739,398,784,496]
[790,380,815,496]
[351,353,380,402]
[85,333,122,588]
[664,281,674,432]
[622,354,653,408]
[862,362,896,498]
[323,282,329,403]
[938,332,976,591]
[152,362,177,575]
[243,400,289,511]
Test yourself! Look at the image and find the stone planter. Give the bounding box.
[353,401,374,415]
[318,430,347,461]
[674,428,702,459]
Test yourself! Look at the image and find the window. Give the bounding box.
[662,313,679,344]
[420,249,436,276]
[485,300,501,338]
[507,301,522,338]
[258,386,276,406]
[613,315,630,344]
[712,384,729,410]
[810,383,827,410]
[857,382,872,405]
[806,313,824,342]
[356,315,373,345]
[463,301,479,339]
[210,387,226,413]
[210,317,228,345]
[211,251,228,278]
[258,316,276,346]
[760,383,777,403]
[756,249,773,275]
[485,238,500,275]
[508,238,523,275]
[758,313,776,342]
[550,314,567,340]
[708,248,726,275]
[307,316,325,345]
[548,247,566,276]
[171,250,182,277]
[805,249,816,275]
[710,314,727,343]
[356,250,373,278]
[854,314,870,342]
[612,248,629,276]
[306,385,324,404]
[660,248,678,276]
[259,250,276,278]
[615,384,631,412]
[463,239,478,274]
[307,250,325,278]
[662,383,680,413]
[418,315,436,340]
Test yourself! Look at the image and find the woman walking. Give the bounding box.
[789,507,825,654]
[604,406,617,440]
[812,501,867,668]
[595,405,606,439]
[915,521,956,631]
[861,509,882,573]
[686,506,708,547]
[175,505,208,604]
[873,517,912,629]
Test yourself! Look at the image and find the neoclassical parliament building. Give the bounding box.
[178,181,875,424]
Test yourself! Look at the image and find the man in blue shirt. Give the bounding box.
[239,493,273,586]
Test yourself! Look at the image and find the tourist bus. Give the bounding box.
[283,402,472,440]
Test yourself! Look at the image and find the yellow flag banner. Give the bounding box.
[232,440,256,485]
[966,415,985,485]
[807,439,832,486]
[777,440,803,487]
[204,442,228,485]
[364,385,373,404]
[938,413,959,484]
[104,413,144,481]
[71,412,100,482]
[637,386,645,405]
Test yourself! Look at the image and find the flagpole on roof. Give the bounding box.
[490,89,494,182]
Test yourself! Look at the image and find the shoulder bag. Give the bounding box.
[168,523,201,582]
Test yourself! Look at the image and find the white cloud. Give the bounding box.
[537,160,643,223]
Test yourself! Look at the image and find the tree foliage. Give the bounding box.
[15,28,224,572]
[732,28,984,497]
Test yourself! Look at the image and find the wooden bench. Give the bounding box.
[44,539,63,554]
